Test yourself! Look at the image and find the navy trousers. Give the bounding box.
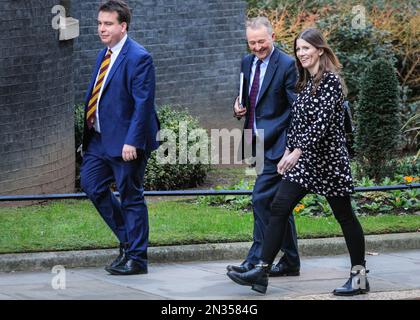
[246,157,300,267]
[80,133,149,268]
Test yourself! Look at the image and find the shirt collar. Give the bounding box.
[253,46,275,66]
[108,34,128,54]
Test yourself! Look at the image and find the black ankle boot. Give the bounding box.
[333,265,370,296]
[108,243,129,268]
[227,262,271,294]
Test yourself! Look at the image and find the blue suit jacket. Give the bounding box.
[82,37,160,157]
[240,47,297,160]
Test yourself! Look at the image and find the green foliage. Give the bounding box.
[351,176,419,215]
[197,179,254,212]
[74,104,85,189]
[354,58,401,181]
[352,156,420,183]
[199,160,419,218]
[247,0,419,12]
[144,106,211,190]
[247,1,418,155]
[317,15,395,103]
[388,190,410,209]
[74,104,85,150]
[356,176,375,187]
[405,188,420,200]
[399,86,420,152]
[394,156,420,177]
[297,194,333,217]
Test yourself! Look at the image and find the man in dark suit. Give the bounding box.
[80,0,159,275]
[226,17,300,276]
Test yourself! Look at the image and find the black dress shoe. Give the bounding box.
[107,243,129,269]
[227,262,270,294]
[105,259,148,275]
[333,267,370,296]
[269,262,300,277]
[226,261,255,273]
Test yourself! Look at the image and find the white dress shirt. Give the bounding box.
[248,47,275,134]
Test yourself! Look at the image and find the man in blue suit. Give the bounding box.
[80,0,159,275]
[227,17,300,276]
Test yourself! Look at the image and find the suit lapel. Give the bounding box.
[102,37,130,93]
[85,48,107,106]
[256,48,279,107]
[243,55,253,105]
[244,55,253,82]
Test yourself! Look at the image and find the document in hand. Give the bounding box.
[238,72,244,109]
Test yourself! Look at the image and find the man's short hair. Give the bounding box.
[99,0,132,31]
[246,16,273,35]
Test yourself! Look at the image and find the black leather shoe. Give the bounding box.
[333,267,370,296]
[269,262,300,277]
[227,262,270,294]
[107,243,129,269]
[105,259,148,275]
[226,261,255,273]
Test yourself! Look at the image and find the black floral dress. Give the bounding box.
[284,71,354,196]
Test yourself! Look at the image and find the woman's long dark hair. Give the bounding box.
[294,28,347,95]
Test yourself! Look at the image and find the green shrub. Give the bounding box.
[354,58,401,181]
[74,104,85,151]
[399,87,420,153]
[394,156,420,177]
[144,106,211,190]
[198,170,419,217]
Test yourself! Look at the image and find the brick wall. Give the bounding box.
[72,0,247,130]
[0,0,247,195]
[0,0,75,195]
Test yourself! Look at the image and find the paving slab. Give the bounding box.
[2,232,420,273]
[1,249,419,300]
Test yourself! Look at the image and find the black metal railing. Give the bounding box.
[0,183,419,202]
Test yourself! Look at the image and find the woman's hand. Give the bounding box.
[277,148,302,175]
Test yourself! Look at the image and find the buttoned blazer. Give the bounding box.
[240,47,297,160]
[82,37,160,157]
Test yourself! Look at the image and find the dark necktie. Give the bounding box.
[246,59,263,142]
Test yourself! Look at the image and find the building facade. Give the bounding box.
[0,0,246,194]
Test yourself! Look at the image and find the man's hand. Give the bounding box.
[233,96,247,118]
[277,148,302,175]
[122,144,137,161]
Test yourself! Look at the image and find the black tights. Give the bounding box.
[261,180,365,267]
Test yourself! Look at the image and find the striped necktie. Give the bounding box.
[86,49,112,129]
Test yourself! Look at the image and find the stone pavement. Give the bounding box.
[1,249,420,300]
[2,232,420,273]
